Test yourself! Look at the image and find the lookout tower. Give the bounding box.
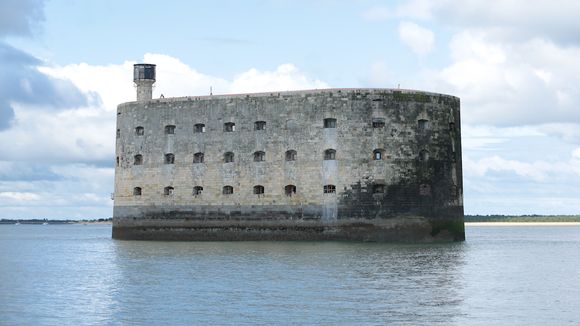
[133,63,156,101]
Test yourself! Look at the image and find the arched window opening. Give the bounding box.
[419,150,429,162]
[324,149,336,160]
[134,154,143,165]
[419,184,431,196]
[165,125,176,134]
[254,185,265,195]
[165,153,175,164]
[116,129,120,138]
[373,184,385,194]
[194,123,205,133]
[285,185,296,196]
[133,187,142,196]
[254,121,266,131]
[324,118,336,128]
[164,186,174,196]
[223,186,234,195]
[373,149,385,161]
[193,152,204,164]
[193,186,203,196]
[224,122,236,132]
[323,184,336,194]
[224,152,234,163]
[372,118,385,128]
[135,126,144,136]
[254,151,265,162]
[418,119,429,130]
[285,150,297,161]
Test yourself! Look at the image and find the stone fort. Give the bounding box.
[112,64,465,241]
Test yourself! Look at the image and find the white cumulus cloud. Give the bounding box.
[398,22,435,55]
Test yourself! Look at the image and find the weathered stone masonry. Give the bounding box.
[113,87,465,242]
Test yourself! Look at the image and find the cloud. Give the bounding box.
[0,0,45,37]
[398,21,435,55]
[393,0,580,44]
[230,64,328,93]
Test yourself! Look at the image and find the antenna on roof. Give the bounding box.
[210,86,213,96]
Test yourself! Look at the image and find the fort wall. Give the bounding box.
[113,88,464,241]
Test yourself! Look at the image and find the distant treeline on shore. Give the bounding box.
[0,218,112,225]
[465,215,580,222]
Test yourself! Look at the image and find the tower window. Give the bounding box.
[223,186,233,195]
[135,126,144,135]
[324,149,336,160]
[449,122,456,132]
[224,152,234,163]
[224,122,236,132]
[193,152,204,164]
[419,150,429,161]
[285,150,297,161]
[253,185,265,195]
[254,121,266,131]
[165,153,175,164]
[254,151,265,162]
[324,118,336,128]
[372,118,385,128]
[116,129,120,138]
[133,187,142,196]
[323,185,336,194]
[373,149,385,161]
[165,125,176,134]
[418,119,429,130]
[164,186,174,196]
[134,154,143,165]
[193,186,203,196]
[285,185,296,196]
[116,156,119,166]
[194,124,205,133]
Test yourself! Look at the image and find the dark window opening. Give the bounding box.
[285,150,297,161]
[418,119,429,130]
[224,122,236,132]
[133,187,142,196]
[419,184,431,196]
[116,129,120,138]
[449,122,456,132]
[285,185,296,196]
[324,149,336,160]
[116,157,119,166]
[254,185,265,195]
[419,150,429,162]
[372,118,385,128]
[254,151,265,162]
[134,154,143,165]
[135,126,144,136]
[165,125,176,134]
[164,186,174,196]
[193,152,204,164]
[373,149,385,160]
[224,152,234,163]
[223,186,233,195]
[323,184,336,194]
[373,184,385,194]
[254,121,266,131]
[165,153,175,164]
[194,124,205,133]
[324,118,336,128]
[193,186,203,196]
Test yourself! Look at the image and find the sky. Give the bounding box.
[1,0,580,219]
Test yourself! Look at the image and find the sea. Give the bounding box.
[1,224,579,325]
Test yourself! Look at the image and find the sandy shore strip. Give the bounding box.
[466,222,580,226]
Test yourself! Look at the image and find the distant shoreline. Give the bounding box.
[466,222,580,226]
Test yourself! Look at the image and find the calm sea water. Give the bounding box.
[1,224,579,325]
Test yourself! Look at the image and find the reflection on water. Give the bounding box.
[1,224,580,325]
